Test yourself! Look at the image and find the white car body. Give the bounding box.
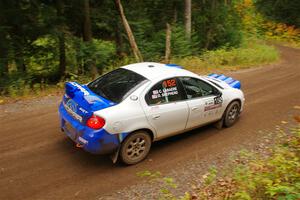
[59,62,245,163]
[96,62,244,140]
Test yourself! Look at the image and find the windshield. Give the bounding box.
[87,68,147,103]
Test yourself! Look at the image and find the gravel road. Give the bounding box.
[0,45,299,200]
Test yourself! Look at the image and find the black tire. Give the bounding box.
[224,101,241,127]
[119,131,151,165]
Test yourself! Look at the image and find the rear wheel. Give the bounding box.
[224,101,241,127]
[119,131,151,165]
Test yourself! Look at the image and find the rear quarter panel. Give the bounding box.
[94,82,156,137]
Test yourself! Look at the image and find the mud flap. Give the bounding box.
[214,118,223,130]
[110,146,120,164]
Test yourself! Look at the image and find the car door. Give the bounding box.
[142,77,189,139]
[178,77,223,129]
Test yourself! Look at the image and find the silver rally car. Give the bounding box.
[59,62,245,165]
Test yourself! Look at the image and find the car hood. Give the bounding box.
[206,73,241,89]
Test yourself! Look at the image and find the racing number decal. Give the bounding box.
[151,79,178,100]
[162,79,176,88]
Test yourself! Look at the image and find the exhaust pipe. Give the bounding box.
[76,143,84,148]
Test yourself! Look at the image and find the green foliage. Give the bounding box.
[203,166,218,185]
[255,0,300,28]
[134,23,193,60]
[193,1,243,50]
[67,37,116,74]
[171,40,279,73]
[198,126,300,200]
[137,170,190,200]
[235,0,300,47]
[171,26,193,57]
[27,35,59,75]
[0,0,296,98]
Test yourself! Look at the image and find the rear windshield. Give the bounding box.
[87,68,147,103]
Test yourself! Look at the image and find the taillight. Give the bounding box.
[86,115,105,129]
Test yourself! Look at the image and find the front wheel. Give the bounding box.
[224,101,241,127]
[119,131,151,165]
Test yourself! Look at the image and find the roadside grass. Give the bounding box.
[0,40,279,103]
[137,122,300,200]
[171,40,279,74]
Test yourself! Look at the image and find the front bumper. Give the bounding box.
[59,103,120,154]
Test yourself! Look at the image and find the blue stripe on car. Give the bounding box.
[208,73,241,89]
[165,64,183,69]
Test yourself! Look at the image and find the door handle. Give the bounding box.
[152,114,160,119]
[192,107,198,111]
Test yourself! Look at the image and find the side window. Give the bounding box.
[146,78,185,105]
[179,77,216,99]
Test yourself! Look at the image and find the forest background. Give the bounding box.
[0,0,299,97]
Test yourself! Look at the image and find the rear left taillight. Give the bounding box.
[86,115,105,129]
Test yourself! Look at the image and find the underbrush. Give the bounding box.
[138,123,300,200]
[171,40,279,73]
[198,126,300,200]
[262,21,300,49]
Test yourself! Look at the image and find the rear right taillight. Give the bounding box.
[86,115,105,129]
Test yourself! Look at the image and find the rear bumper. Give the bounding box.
[59,103,120,154]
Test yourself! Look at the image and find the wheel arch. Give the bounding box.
[123,128,155,143]
[230,98,242,107]
[222,98,242,118]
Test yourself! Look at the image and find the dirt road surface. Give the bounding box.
[0,45,299,200]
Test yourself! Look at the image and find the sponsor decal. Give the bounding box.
[204,103,222,111]
[79,107,88,114]
[204,96,223,112]
[70,82,90,96]
[66,98,77,113]
[78,136,88,144]
[63,100,83,122]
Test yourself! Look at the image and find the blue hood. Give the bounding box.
[208,73,241,89]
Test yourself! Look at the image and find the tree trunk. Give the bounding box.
[165,23,171,64]
[115,0,143,62]
[13,42,26,73]
[58,33,66,79]
[82,0,98,78]
[0,39,9,76]
[184,0,192,40]
[173,2,178,24]
[56,0,66,79]
[114,20,124,57]
[83,0,92,42]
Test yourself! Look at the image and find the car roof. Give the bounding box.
[121,62,198,80]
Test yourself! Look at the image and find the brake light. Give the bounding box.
[86,115,105,129]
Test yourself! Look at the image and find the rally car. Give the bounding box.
[59,62,245,165]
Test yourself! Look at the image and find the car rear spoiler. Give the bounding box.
[208,73,241,89]
[65,82,116,112]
